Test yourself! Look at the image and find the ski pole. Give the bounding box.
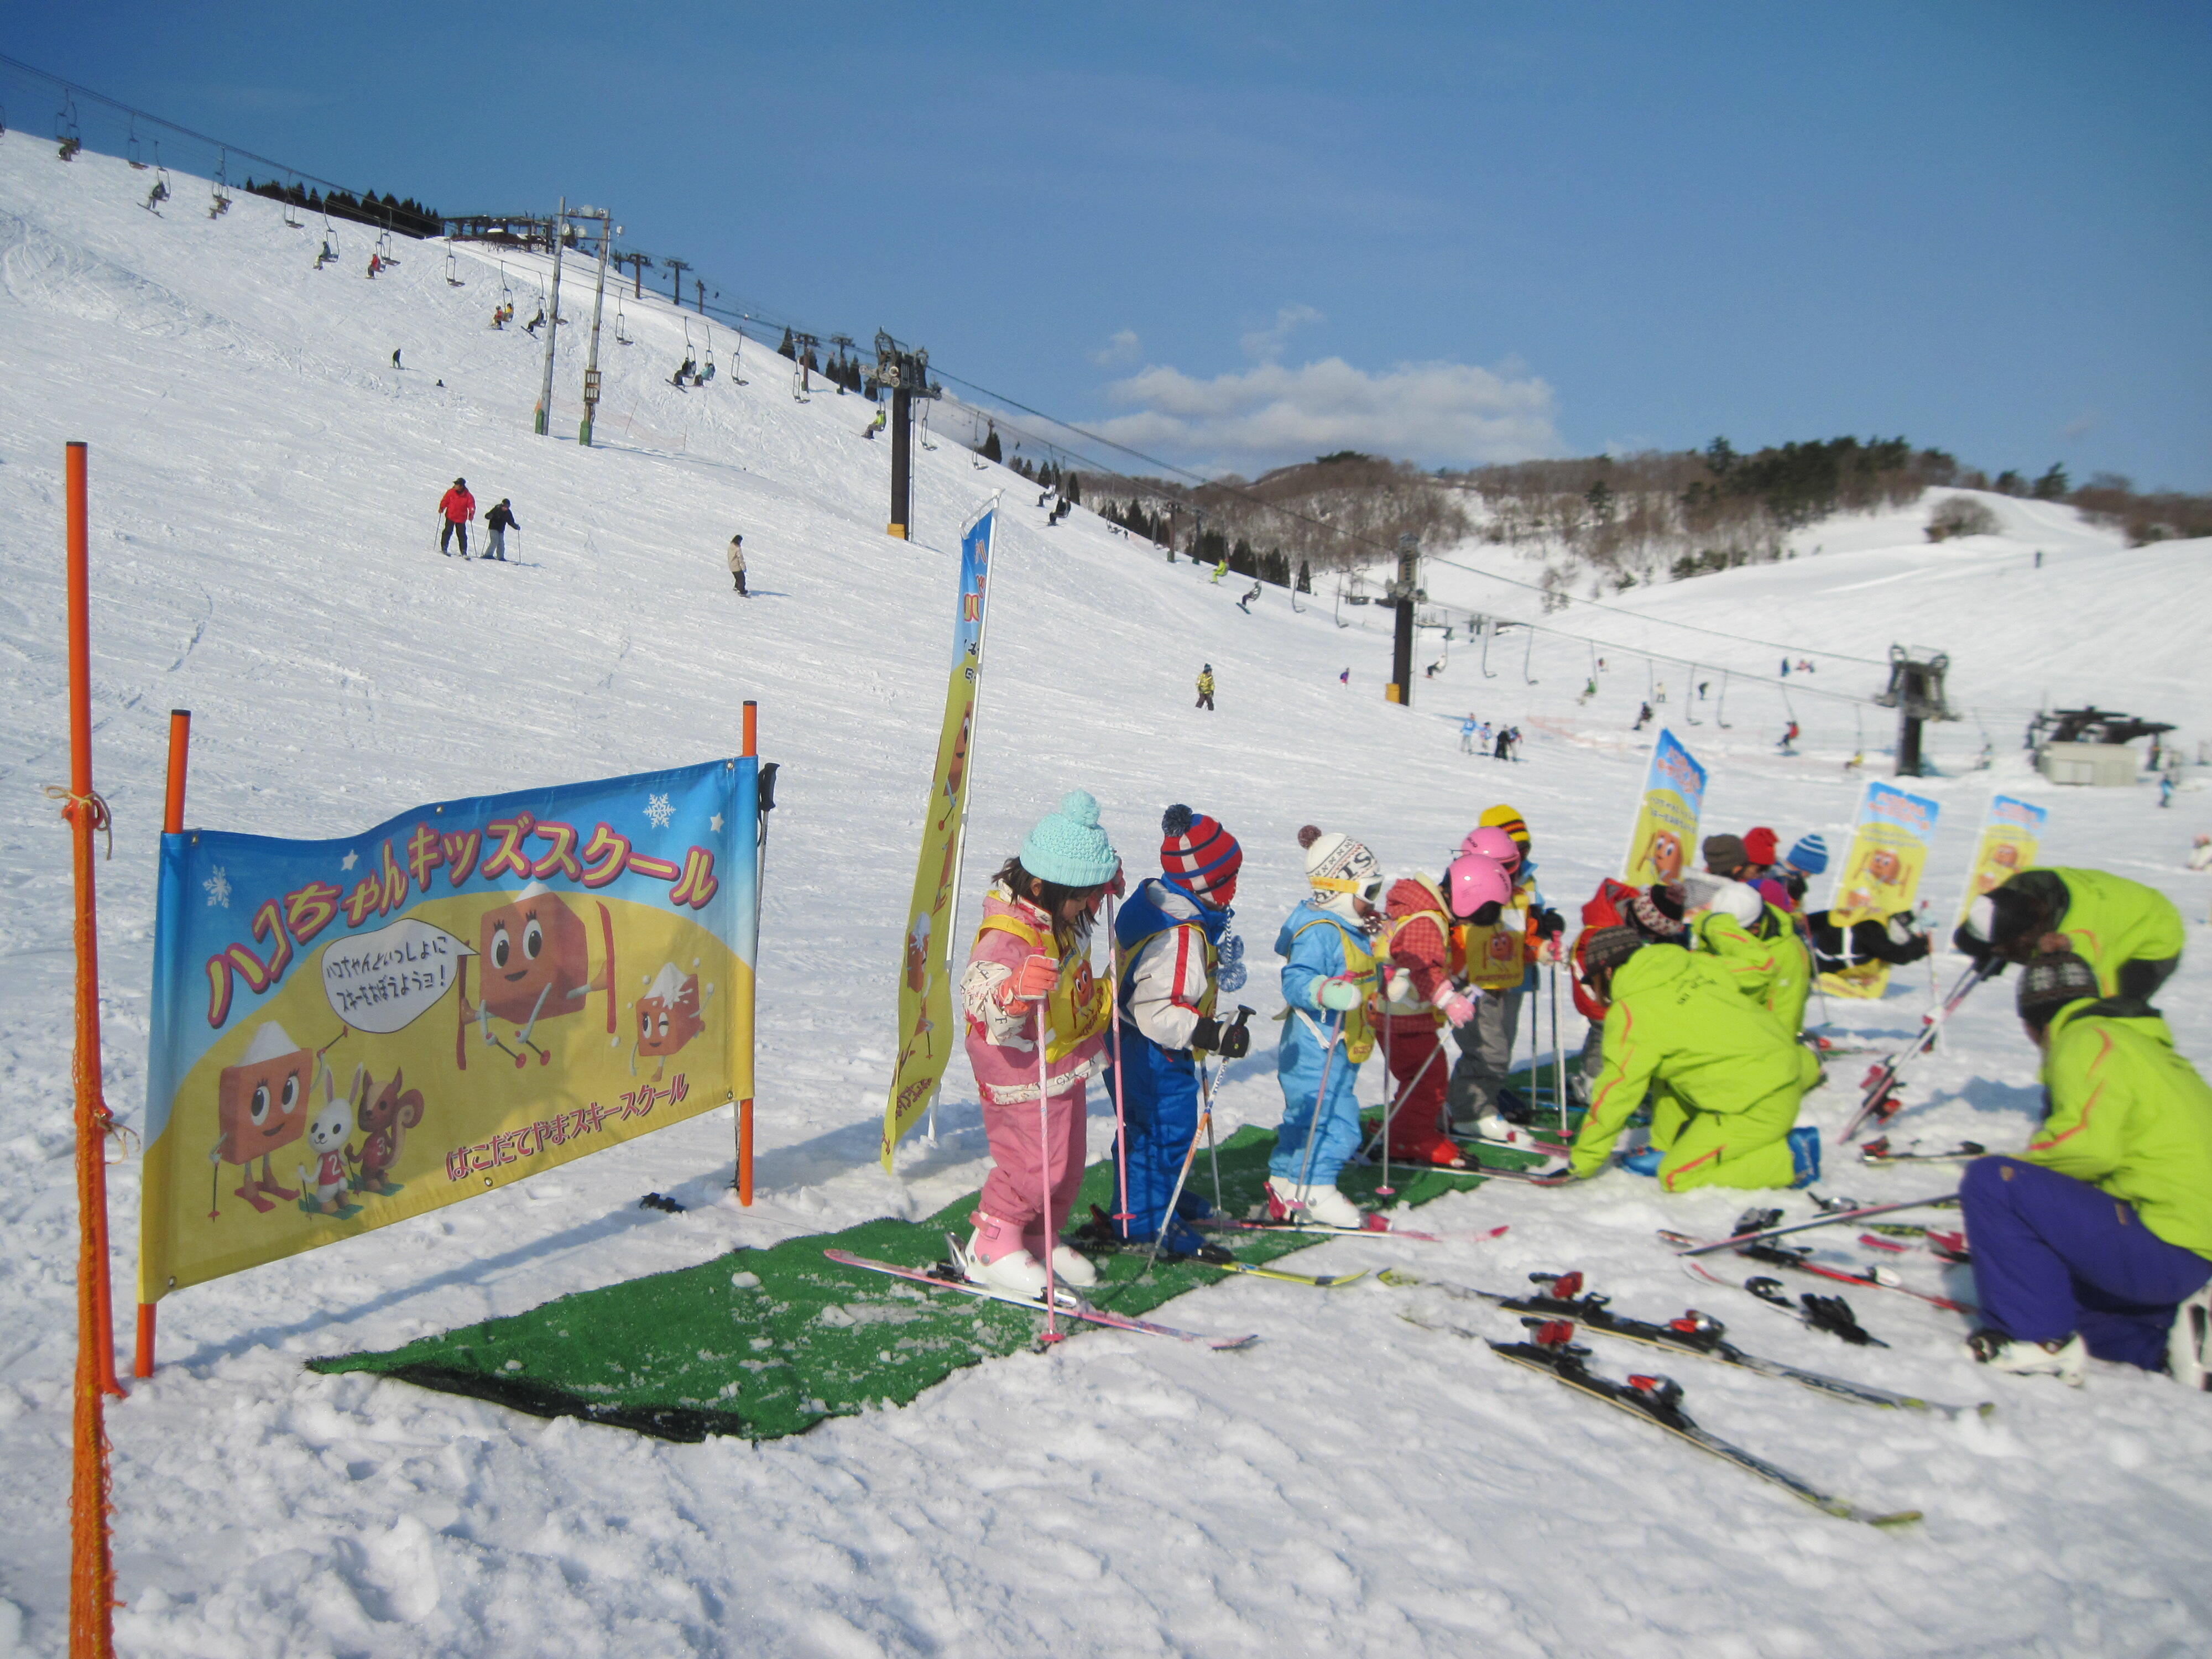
[1036,999,1061,1341]
[1106,890,1131,1234]
[1142,1006,1251,1275]
[1549,958,1567,1139]
[1377,1038,1446,1195]
[1379,1009,1393,1198]
[1295,1006,1347,1192]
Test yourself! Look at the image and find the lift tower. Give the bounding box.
[868,332,941,540]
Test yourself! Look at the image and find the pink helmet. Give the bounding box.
[1459,826,1521,870]
[1447,853,1512,919]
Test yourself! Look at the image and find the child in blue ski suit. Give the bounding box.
[1269,826,1386,1227]
[1110,806,1250,1255]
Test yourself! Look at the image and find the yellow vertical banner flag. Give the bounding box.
[882,499,998,1169]
[1621,728,1708,885]
[1820,779,1943,1000]
[1955,792,2049,926]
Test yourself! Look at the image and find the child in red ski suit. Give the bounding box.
[958,790,1121,1296]
[1376,875,1477,1164]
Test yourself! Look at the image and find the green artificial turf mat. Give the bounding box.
[311,1123,1546,1442]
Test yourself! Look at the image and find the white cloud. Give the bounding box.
[1095,354,1559,472]
[1089,328,1141,367]
[2060,410,2099,441]
[1239,303,1323,362]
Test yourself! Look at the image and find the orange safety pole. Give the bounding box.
[738,700,758,1206]
[133,709,191,1379]
[65,441,118,1657]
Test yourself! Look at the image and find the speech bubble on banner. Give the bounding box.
[321,917,476,1034]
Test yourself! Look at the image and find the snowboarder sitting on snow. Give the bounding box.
[1959,952,2212,1388]
[956,791,1122,1296]
[1107,806,1251,1255]
[726,533,748,595]
[1267,827,1388,1227]
[1954,867,2184,1001]
[1195,666,1215,711]
[1567,926,1822,1191]
[484,498,518,561]
[437,477,475,557]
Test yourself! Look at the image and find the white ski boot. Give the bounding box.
[1265,1176,1363,1229]
[964,1213,1048,1298]
[1967,1328,2088,1387]
[2169,1285,2212,1391]
[1048,1244,1099,1288]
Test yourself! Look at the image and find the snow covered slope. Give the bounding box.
[4,138,2211,1657]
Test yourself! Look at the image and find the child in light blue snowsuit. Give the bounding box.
[1269,827,1386,1225]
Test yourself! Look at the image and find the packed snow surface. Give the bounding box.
[4,140,2211,1657]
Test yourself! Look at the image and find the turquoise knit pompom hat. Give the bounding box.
[1021,789,1120,887]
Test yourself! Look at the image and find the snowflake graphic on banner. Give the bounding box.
[644,792,675,830]
[204,867,232,908]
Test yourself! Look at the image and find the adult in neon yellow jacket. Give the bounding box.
[1960,952,2212,1385]
[1684,878,1812,1035]
[1569,927,1822,1191]
[1955,867,2184,999]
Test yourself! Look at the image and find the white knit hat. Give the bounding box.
[1298,825,1381,897]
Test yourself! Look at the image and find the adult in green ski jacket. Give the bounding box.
[1957,867,2184,1000]
[1571,930,1821,1191]
[1960,952,2212,1385]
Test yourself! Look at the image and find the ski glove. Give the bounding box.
[1439,993,1476,1027]
[1531,907,1567,941]
[1317,977,1364,1013]
[1004,953,1060,1006]
[1191,1016,1250,1059]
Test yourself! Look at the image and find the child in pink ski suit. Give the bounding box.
[958,789,1122,1296]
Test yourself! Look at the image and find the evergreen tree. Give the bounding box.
[981,423,1003,462]
[1994,469,2025,496]
[1064,472,1082,505]
[1297,559,1312,593]
[778,328,796,361]
[2033,462,2070,500]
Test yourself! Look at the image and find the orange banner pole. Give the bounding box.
[133,709,191,1379]
[739,700,757,1206]
[65,441,118,1657]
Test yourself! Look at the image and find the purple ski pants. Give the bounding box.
[1960,1156,2211,1370]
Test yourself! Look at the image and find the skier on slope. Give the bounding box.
[1194,665,1215,711]
[483,498,518,562]
[726,532,748,595]
[1959,952,2212,1388]
[1446,807,1564,1144]
[1373,852,1498,1168]
[1778,720,1800,753]
[1632,702,1653,731]
[1267,827,1388,1226]
[437,477,476,558]
[1567,927,1823,1191]
[1954,866,2185,1000]
[956,791,1122,1295]
[1106,806,1251,1255]
[1459,714,1479,754]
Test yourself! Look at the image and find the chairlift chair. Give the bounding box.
[1480,617,1500,678]
[613,293,632,345]
[1684,662,1702,725]
[1715,670,1734,728]
[55,93,82,160]
[699,322,716,382]
[127,115,145,169]
[919,399,937,449]
[445,247,463,286]
[207,147,232,218]
[1522,624,1539,685]
[281,173,304,228]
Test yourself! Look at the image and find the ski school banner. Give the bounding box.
[1822,779,1942,1000]
[1955,793,2048,926]
[139,759,759,1301]
[1622,728,1707,886]
[882,501,998,1170]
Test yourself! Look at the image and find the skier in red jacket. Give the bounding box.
[438,478,476,558]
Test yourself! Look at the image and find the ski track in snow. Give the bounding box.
[3,139,2211,1658]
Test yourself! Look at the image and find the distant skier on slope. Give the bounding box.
[1460,714,1479,754]
[484,498,519,562]
[1195,665,1215,711]
[1632,702,1653,731]
[726,532,748,596]
[392,348,403,369]
[1778,720,1800,752]
[437,477,475,558]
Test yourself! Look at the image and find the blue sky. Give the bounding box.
[9,3,2208,487]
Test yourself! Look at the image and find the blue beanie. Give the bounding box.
[1021,789,1120,887]
[1787,833,1829,875]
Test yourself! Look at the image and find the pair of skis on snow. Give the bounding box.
[1659,1194,1975,1314]
[1394,1267,1973,1525]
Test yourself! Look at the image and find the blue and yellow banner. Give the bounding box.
[139,759,758,1300]
[1956,793,2048,926]
[883,500,998,1168]
[1822,779,1942,999]
[1623,728,1707,886]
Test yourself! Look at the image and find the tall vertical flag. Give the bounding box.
[1955,793,2048,925]
[881,498,998,1169]
[1621,728,1707,886]
[1820,779,1943,999]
